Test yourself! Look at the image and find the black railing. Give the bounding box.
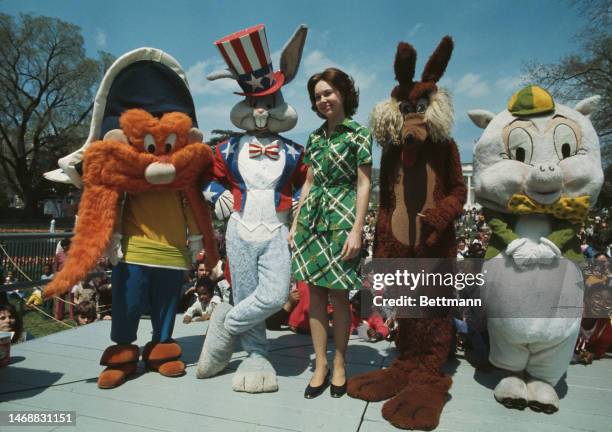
[0,232,72,293]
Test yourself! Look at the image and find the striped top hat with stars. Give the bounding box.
[215,24,284,97]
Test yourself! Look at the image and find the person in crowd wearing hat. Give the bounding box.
[43,47,220,389]
[468,85,604,413]
[196,25,308,394]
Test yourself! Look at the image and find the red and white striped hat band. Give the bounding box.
[214,24,285,97]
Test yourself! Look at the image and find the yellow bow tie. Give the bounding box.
[506,194,590,224]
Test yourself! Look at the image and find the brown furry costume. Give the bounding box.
[347,37,466,430]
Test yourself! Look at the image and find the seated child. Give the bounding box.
[0,303,31,343]
[75,300,97,326]
[573,282,612,364]
[183,278,220,323]
[265,281,309,332]
[349,290,390,342]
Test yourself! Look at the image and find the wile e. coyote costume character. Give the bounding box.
[44,48,219,389]
[469,86,604,413]
[348,37,466,430]
[196,25,307,393]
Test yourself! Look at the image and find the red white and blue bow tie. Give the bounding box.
[249,141,280,160]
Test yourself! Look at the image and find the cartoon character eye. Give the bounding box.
[165,133,176,153]
[415,97,429,114]
[507,127,532,164]
[553,123,578,160]
[399,102,413,114]
[144,134,156,153]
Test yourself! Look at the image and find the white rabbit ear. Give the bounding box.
[280,25,308,85]
[207,68,238,81]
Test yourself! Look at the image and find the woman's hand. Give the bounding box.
[340,228,362,261]
[288,224,297,248]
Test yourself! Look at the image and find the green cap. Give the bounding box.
[507,85,555,117]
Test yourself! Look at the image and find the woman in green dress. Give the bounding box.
[288,68,372,398]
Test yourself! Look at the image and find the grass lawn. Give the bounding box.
[10,297,76,339]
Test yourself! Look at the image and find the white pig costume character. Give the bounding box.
[469,86,603,413]
[196,25,308,393]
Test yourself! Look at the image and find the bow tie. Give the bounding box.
[249,141,280,160]
[506,193,590,225]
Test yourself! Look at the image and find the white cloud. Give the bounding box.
[409,23,423,37]
[300,49,376,91]
[495,75,523,93]
[195,100,238,137]
[95,28,106,48]
[454,73,490,98]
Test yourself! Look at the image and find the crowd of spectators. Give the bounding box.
[1,206,609,364]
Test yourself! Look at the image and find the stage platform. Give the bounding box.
[1,319,610,432]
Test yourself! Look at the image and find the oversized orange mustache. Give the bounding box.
[45,109,219,298]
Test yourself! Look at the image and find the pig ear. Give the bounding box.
[468,110,495,129]
[575,95,601,117]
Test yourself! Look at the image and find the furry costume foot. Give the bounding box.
[494,376,528,410]
[348,358,419,402]
[196,302,235,379]
[526,379,559,414]
[381,377,452,431]
[232,355,278,393]
[98,344,139,389]
[142,341,185,377]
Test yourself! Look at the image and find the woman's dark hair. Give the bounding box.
[0,303,23,343]
[307,68,359,119]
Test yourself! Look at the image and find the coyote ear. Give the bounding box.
[394,42,417,87]
[421,36,454,83]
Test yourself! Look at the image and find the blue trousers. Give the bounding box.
[111,262,184,345]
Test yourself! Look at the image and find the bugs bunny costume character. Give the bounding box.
[196,25,308,393]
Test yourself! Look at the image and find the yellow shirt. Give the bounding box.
[122,190,199,269]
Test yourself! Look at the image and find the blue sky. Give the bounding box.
[3,0,587,164]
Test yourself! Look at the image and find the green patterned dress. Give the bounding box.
[292,118,373,290]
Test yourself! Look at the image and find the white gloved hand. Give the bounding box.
[210,259,224,281]
[105,233,123,266]
[188,234,204,262]
[214,190,234,220]
[536,237,561,265]
[539,237,561,257]
[506,238,540,269]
